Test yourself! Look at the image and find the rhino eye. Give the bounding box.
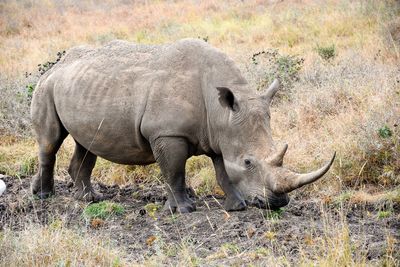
[244,159,252,166]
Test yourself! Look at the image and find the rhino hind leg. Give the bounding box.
[68,141,103,202]
[31,104,68,199]
[151,137,196,213]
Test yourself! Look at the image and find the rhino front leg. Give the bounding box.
[212,156,247,211]
[151,137,195,213]
[68,141,103,202]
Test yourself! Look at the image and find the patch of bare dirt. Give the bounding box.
[0,175,399,265]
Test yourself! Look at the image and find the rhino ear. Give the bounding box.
[216,87,239,111]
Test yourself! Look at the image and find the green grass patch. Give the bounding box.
[377,210,392,219]
[19,156,37,176]
[83,201,125,220]
[264,208,285,220]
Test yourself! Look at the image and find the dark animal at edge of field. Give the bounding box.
[30,39,335,213]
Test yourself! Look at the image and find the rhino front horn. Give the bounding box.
[274,152,336,194]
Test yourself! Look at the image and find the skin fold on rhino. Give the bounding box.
[31,38,335,213]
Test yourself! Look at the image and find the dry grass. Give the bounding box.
[0,0,400,265]
[272,51,400,190]
[0,223,126,267]
[0,0,398,191]
[0,136,37,177]
[2,207,396,266]
[299,217,397,267]
[1,0,398,78]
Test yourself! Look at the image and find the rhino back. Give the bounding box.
[44,39,226,163]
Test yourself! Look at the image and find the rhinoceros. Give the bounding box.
[31,38,335,213]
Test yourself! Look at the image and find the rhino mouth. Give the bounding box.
[224,193,290,211]
[245,194,290,210]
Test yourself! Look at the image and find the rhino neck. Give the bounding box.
[202,93,226,155]
[201,65,247,156]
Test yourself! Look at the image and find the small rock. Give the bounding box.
[0,179,6,196]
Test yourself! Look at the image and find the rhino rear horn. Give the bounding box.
[262,79,280,104]
[267,143,288,167]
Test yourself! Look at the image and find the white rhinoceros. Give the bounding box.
[31,39,335,212]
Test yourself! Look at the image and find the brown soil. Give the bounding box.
[0,175,399,265]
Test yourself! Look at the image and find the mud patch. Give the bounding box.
[0,175,399,265]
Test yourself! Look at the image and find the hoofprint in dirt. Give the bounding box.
[0,175,399,265]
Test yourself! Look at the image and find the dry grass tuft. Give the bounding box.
[0,76,34,136]
[0,223,126,267]
[0,137,37,177]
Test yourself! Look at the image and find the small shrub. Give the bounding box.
[316,44,336,61]
[37,51,66,75]
[21,51,66,105]
[25,83,35,99]
[378,125,393,138]
[83,201,125,220]
[248,49,304,101]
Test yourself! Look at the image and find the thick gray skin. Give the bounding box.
[31,39,333,213]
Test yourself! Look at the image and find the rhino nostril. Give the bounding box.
[267,194,290,210]
[252,196,267,209]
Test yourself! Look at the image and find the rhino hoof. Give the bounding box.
[163,199,196,214]
[33,190,55,199]
[31,176,55,199]
[224,197,247,211]
[75,187,104,203]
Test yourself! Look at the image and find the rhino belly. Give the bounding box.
[60,106,155,165]
[53,71,155,165]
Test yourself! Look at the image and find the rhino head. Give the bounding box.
[215,80,335,211]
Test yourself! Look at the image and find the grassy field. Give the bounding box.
[0,0,399,266]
